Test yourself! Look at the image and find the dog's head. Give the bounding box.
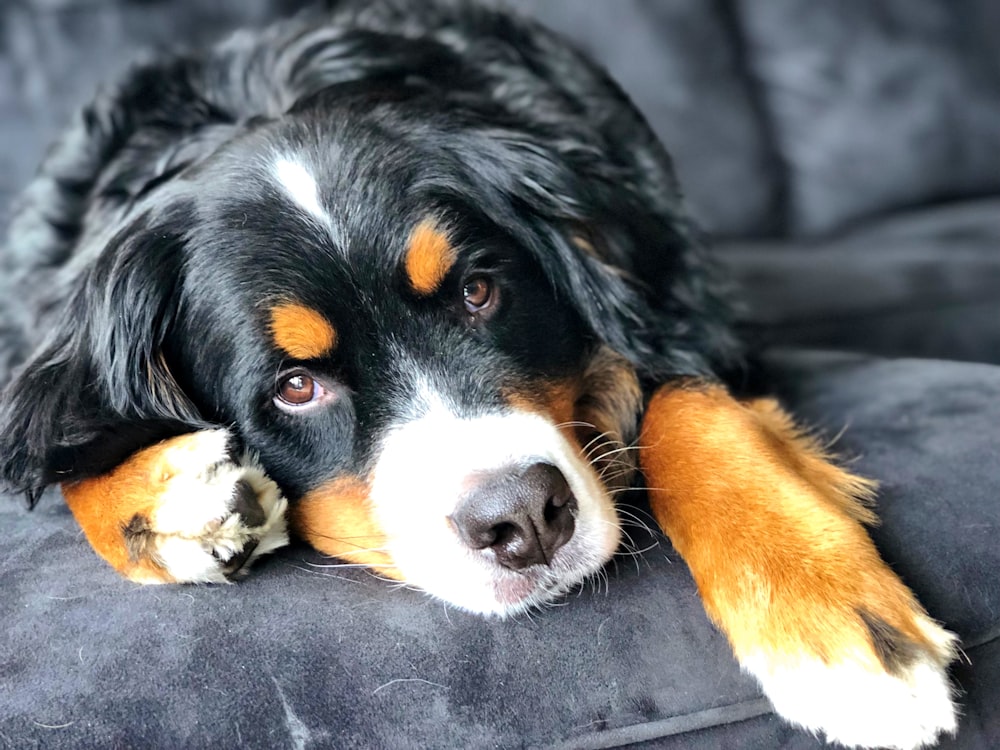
[0,14,734,614]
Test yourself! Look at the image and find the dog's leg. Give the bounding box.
[61,429,288,584]
[639,382,957,750]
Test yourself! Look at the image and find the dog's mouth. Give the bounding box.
[487,563,584,610]
[493,574,540,607]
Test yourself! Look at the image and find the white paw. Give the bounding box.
[744,615,958,749]
[128,429,289,583]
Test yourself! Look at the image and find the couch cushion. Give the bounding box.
[716,198,1000,364]
[736,0,1000,235]
[1,353,997,748]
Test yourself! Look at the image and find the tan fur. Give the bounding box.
[404,219,456,296]
[574,347,642,490]
[268,302,337,360]
[504,348,641,490]
[639,383,940,668]
[61,436,209,583]
[504,379,580,430]
[291,477,401,579]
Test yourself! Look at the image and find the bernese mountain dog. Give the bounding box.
[0,1,957,747]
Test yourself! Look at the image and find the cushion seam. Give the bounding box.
[548,697,773,750]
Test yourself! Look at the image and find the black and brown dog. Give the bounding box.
[0,2,956,747]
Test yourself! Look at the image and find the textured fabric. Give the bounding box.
[0,0,311,228]
[736,0,1000,235]
[716,198,1000,364]
[1,353,998,748]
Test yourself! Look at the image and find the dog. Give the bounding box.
[0,1,958,747]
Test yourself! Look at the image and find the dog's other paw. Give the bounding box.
[639,386,958,749]
[742,605,957,749]
[62,429,289,584]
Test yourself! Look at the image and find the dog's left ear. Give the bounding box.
[0,211,205,503]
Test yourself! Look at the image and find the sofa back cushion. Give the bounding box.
[738,0,1000,236]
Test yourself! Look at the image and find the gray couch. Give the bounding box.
[1,1,998,748]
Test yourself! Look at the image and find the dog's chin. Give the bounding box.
[400,538,618,618]
[486,554,610,617]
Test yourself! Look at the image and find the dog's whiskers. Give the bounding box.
[581,431,617,459]
[555,420,598,432]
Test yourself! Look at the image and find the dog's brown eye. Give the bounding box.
[463,276,494,313]
[273,371,337,414]
[276,373,318,406]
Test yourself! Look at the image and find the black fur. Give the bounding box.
[0,0,739,503]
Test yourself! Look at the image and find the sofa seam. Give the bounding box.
[548,637,998,749]
[548,697,774,750]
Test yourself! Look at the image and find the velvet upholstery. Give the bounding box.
[2,1,999,748]
[716,198,1000,364]
[736,0,1000,235]
[503,0,781,238]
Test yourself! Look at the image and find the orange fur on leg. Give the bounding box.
[63,441,184,583]
[639,383,936,665]
[638,382,958,746]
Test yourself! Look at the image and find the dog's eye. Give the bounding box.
[463,276,495,314]
[274,372,325,410]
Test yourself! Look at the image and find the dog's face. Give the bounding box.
[3,86,669,615]
[163,100,640,614]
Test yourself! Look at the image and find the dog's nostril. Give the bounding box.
[490,521,518,548]
[450,462,577,570]
[544,492,573,523]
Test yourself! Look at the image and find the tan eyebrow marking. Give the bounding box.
[268,302,337,360]
[404,219,457,296]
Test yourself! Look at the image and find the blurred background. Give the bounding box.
[2,0,998,362]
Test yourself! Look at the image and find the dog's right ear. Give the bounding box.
[0,211,207,505]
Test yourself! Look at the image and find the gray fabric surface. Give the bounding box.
[716,198,1000,363]
[2,353,998,748]
[0,0,310,228]
[736,0,1000,236]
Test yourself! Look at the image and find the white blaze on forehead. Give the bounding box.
[273,157,328,222]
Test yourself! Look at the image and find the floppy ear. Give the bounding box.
[0,212,205,504]
[5,51,241,277]
[534,212,740,381]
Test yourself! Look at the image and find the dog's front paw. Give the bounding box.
[64,429,289,584]
[125,429,289,583]
[740,591,957,749]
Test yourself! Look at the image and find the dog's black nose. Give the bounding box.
[449,462,577,570]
